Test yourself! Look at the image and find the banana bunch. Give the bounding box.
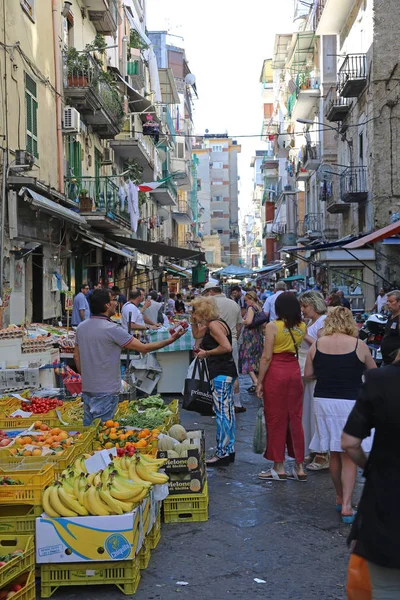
[41,454,169,518]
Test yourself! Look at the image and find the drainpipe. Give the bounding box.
[52,0,64,192]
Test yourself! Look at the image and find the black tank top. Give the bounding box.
[313,339,365,400]
[200,319,238,380]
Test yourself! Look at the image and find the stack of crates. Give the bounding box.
[163,482,209,524]
[0,535,35,600]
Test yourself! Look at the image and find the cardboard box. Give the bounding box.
[157,430,205,473]
[36,508,141,563]
[167,468,206,495]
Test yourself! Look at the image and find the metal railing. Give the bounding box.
[160,106,177,140]
[64,52,124,127]
[64,176,130,226]
[173,199,192,218]
[277,177,295,198]
[337,54,367,96]
[304,212,323,234]
[324,86,352,119]
[304,142,320,163]
[340,166,368,199]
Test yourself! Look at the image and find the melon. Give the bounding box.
[158,435,177,451]
[168,424,187,442]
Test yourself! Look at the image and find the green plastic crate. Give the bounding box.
[40,557,141,598]
[0,534,35,588]
[163,482,209,523]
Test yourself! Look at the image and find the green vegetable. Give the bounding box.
[119,406,171,430]
[128,395,165,411]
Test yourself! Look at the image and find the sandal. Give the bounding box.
[258,468,287,481]
[341,510,357,524]
[287,468,307,482]
[306,455,330,471]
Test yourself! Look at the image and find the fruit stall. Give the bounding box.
[0,392,208,598]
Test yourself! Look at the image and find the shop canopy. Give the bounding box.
[282,275,305,282]
[343,221,400,249]
[80,234,135,259]
[108,235,206,262]
[213,264,255,277]
[21,187,87,228]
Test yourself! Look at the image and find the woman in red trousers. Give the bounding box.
[256,292,307,481]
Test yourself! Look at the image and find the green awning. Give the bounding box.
[282,275,305,282]
[166,267,189,278]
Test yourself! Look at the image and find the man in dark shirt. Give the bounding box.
[381,290,400,365]
[337,290,351,309]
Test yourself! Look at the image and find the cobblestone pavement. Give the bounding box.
[44,376,360,600]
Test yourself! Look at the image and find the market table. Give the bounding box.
[147,328,195,393]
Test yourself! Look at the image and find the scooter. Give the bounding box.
[359,313,388,366]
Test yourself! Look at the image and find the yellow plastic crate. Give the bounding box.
[0,505,38,535]
[40,557,141,597]
[0,464,54,506]
[0,534,35,588]
[148,510,161,550]
[163,482,209,524]
[2,569,35,600]
[138,539,151,570]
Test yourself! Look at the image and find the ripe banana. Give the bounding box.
[87,472,96,485]
[135,457,169,484]
[98,486,123,515]
[58,486,88,516]
[140,454,168,468]
[42,486,60,518]
[49,485,78,517]
[128,460,151,485]
[84,484,110,516]
[108,479,147,501]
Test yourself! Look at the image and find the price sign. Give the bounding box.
[65,291,74,311]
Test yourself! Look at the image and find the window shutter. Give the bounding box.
[25,74,38,158]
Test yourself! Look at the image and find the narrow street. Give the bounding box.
[51,376,357,600]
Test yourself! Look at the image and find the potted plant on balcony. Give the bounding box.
[79,189,93,212]
[66,46,89,87]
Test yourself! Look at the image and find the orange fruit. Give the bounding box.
[104,442,114,449]
[22,436,32,445]
[51,442,60,449]
[9,448,17,455]
[118,434,126,442]
[105,420,114,428]
[113,422,119,428]
[136,439,147,448]
[110,428,117,434]
[142,429,151,437]
[151,429,160,435]
[40,424,50,431]
[32,449,42,456]
[50,428,61,436]
[34,421,42,429]
[109,433,118,440]
[22,450,32,456]
[137,431,147,439]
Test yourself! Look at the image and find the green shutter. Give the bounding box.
[25,74,38,158]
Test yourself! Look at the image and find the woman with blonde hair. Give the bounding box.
[239,290,265,393]
[304,307,376,523]
[191,296,238,466]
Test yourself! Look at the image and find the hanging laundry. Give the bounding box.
[118,184,127,212]
[127,179,140,233]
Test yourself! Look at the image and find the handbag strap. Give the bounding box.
[288,327,299,359]
[192,358,201,379]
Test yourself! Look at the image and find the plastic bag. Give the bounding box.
[346,554,372,600]
[253,402,267,454]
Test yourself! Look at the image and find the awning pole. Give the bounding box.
[343,248,394,289]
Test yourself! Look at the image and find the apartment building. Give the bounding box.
[0,0,203,327]
[248,151,264,268]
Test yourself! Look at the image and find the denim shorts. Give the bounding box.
[82,393,119,426]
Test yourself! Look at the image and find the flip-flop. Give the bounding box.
[335,504,342,512]
[342,510,357,524]
[258,468,287,481]
[287,469,307,482]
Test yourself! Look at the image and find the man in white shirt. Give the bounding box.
[262,281,286,321]
[370,288,388,314]
[143,291,164,325]
[202,283,245,413]
[121,290,158,331]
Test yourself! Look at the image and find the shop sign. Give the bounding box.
[65,291,74,311]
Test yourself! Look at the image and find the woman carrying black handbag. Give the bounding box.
[191,296,238,466]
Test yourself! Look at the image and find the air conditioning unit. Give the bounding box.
[63,107,81,134]
[102,147,114,165]
[15,150,34,168]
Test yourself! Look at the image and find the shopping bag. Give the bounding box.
[183,358,214,416]
[346,554,372,600]
[253,402,267,454]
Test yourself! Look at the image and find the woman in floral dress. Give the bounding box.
[239,291,265,393]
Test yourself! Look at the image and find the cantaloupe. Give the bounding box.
[167,450,180,458]
[168,424,187,442]
[158,435,177,451]
[187,430,202,440]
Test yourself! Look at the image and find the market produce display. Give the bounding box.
[95,420,160,451]
[118,395,173,430]
[42,454,168,517]
[9,427,84,456]
[22,397,63,414]
[0,476,23,486]
[0,579,28,598]
[0,431,13,447]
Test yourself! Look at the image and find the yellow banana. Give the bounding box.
[42,486,60,518]
[87,472,96,485]
[113,472,151,492]
[128,460,151,485]
[85,484,110,516]
[58,486,88,516]
[49,485,78,517]
[99,486,123,515]
[135,458,169,484]
[109,480,147,501]
[140,454,168,468]
[60,475,76,496]
[93,473,101,486]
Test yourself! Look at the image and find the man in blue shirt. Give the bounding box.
[71,284,90,326]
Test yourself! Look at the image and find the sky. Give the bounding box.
[146,0,293,218]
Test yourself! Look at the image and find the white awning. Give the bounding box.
[81,234,135,259]
[21,187,87,227]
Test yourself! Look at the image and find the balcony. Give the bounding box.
[172,199,193,224]
[127,58,145,90]
[170,157,193,191]
[326,194,351,214]
[296,213,323,242]
[325,87,352,122]
[81,0,119,35]
[340,166,368,203]
[277,177,296,200]
[337,54,367,98]
[150,178,178,207]
[303,143,321,171]
[64,176,131,233]
[315,0,357,36]
[262,186,277,205]
[63,52,124,139]
[110,125,159,181]
[276,232,297,251]
[160,105,177,141]
[287,72,321,121]
[262,224,277,239]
